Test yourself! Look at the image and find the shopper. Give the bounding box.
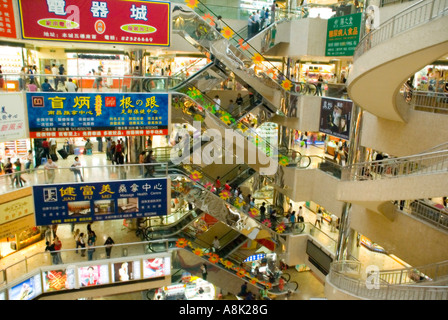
[302,131,309,148]
[238,282,248,297]
[87,234,95,261]
[25,150,33,172]
[12,158,25,187]
[330,214,338,232]
[144,150,156,178]
[65,78,78,92]
[110,140,116,164]
[131,66,142,92]
[213,95,221,112]
[53,236,63,264]
[49,137,57,156]
[84,139,93,155]
[297,206,304,223]
[44,158,58,184]
[104,236,115,258]
[212,236,220,252]
[45,241,58,265]
[316,74,324,96]
[260,202,266,221]
[93,67,103,91]
[315,208,323,228]
[78,232,86,257]
[139,151,146,177]
[115,140,124,164]
[51,64,59,87]
[71,156,84,182]
[41,78,55,92]
[247,13,255,39]
[201,263,208,280]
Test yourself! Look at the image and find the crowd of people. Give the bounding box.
[45,222,116,264]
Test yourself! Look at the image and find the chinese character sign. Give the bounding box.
[325,13,362,57]
[0,93,27,142]
[32,178,169,226]
[18,0,170,46]
[26,92,170,138]
[0,0,17,38]
[319,97,352,140]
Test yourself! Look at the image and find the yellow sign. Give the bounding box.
[0,195,35,239]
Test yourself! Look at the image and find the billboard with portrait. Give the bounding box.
[319,97,353,140]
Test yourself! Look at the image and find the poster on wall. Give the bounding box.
[42,267,76,292]
[325,13,362,57]
[32,178,169,226]
[0,195,35,239]
[0,93,28,142]
[78,264,109,287]
[0,0,17,39]
[8,274,42,300]
[18,0,170,46]
[26,92,170,138]
[112,261,141,282]
[142,257,170,279]
[319,97,353,140]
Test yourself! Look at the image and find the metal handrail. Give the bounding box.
[328,260,448,299]
[342,149,448,181]
[354,0,448,60]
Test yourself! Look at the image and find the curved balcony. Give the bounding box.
[348,0,448,122]
[326,260,448,300]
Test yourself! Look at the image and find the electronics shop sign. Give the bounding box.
[26,92,170,138]
[33,178,169,226]
[18,0,170,46]
[325,13,362,57]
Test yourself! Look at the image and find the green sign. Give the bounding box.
[325,13,362,57]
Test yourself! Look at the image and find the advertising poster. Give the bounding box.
[18,0,170,46]
[325,13,362,56]
[0,93,28,142]
[0,195,35,240]
[26,92,170,138]
[78,264,109,287]
[319,97,353,140]
[33,178,169,226]
[8,274,42,300]
[0,0,17,39]
[142,257,170,279]
[112,261,141,282]
[43,267,76,292]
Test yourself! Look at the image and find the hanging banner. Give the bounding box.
[26,92,170,138]
[0,93,27,142]
[18,0,170,46]
[32,178,169,226]
[0,0,17,39]
[325,13,362,57]
[319,97,352,140]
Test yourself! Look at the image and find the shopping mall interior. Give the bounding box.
[0,0,447,301]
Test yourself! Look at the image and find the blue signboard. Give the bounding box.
[32,178,169,226]
[26,92,170,138]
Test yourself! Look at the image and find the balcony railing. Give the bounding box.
[354,0,448,59]
[342,149,448,181]
[328,260,448,300]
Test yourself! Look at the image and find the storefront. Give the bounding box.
[0,44,39,91]
[153,275,216,300]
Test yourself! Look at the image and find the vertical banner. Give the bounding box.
[325,13,362,56]
[319,97,353,140]
[0,0,17,38]
[0,93,27,142]
[32,178,169,226]
[26,92,170,138]
[18,0,170,46]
